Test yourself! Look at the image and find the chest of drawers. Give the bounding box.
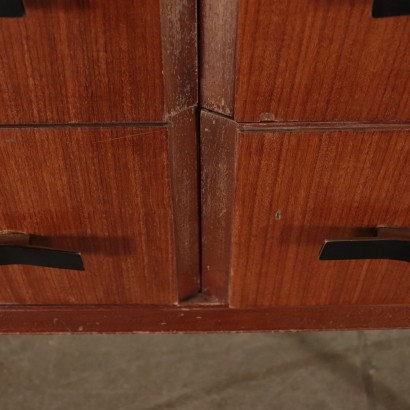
[0,0,409,333]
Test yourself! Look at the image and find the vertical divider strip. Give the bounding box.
[168,108,201,301]
[160,0,198,118]
[200,110,237,302]
[200,0,240,117]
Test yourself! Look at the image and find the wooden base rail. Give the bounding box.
[0,305,408,334]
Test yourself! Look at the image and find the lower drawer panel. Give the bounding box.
[0,126,180,304]
[230,128,410,307]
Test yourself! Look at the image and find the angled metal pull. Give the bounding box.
[0,232,85,270]
[0,0,26,17]
[372,0,410,18]
[319,227,410,263]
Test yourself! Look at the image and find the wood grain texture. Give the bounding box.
[233,0,410,122]
[200,0,239,116]
[230,128,410,307]
[160,0,198,117]
[0,126,178,304]
[239,122,410,133]
[0,0,197,124]
[168,108,200,300]
[0,304,409,333]
[200,110,237,301]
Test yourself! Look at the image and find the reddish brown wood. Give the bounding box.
[0,304,409,333]
[200,0,239,116]
[211,0,410,122]
[200,110,237,301]
[0,125,181,304]
[161,0,198,117]
[0,0,197,124]
[239,122,410,133]
[230,127,410,307]
[168,108,200,300]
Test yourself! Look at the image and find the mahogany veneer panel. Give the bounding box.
[0,0,197,123]
[0,126,185,304]
[230,128,410,307]
[203,0,410,122]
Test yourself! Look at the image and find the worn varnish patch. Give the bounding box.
[200,0,239,116]
[160,0,198,117]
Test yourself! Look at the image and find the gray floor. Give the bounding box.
[0,330,409,410]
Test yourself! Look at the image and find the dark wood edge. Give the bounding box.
[200,110,237,302]
[0,304,408,333]
[199,0,240,116]
[168,108,201,301]
[238,122,410,132]
[160,0,198,118]
[0,122,168,129]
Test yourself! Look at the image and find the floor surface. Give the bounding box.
[0,330,409,409]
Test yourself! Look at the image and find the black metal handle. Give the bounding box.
[0,232,84,270]
[372,0,410,18]
[0,0,25,17]
[319,227,410,263]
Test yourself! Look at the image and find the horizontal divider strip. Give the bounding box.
[0,122,169,129]
[239,121,410,133]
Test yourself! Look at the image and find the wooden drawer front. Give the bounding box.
[202,0,410,122]
[0,0,196,124]
[235,0,410,122]
[0,126,180,304]
[230,128,410,307]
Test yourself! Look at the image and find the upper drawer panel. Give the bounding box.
[201,0,410,122]
[0,0,197,124]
